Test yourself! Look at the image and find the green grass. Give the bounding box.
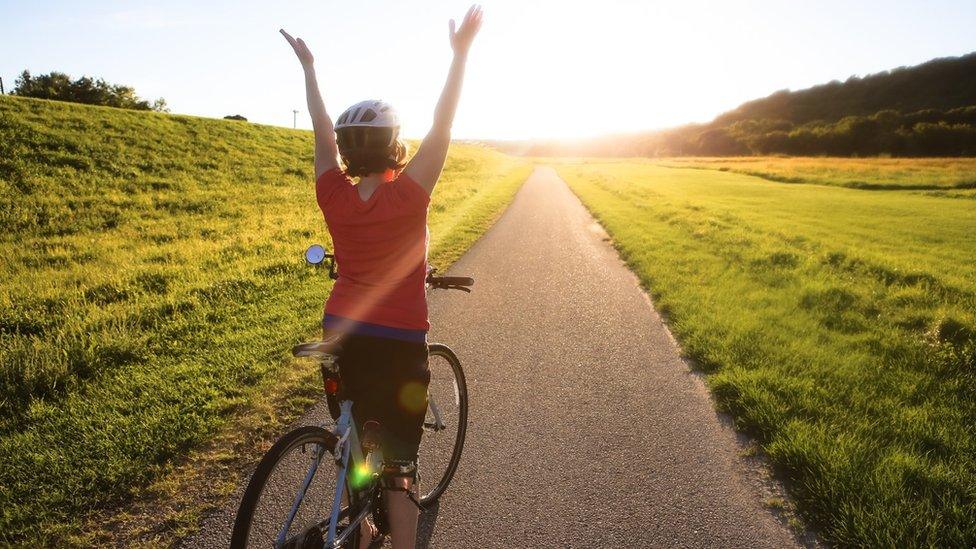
[0,95,530,544]
[556,160,975,547]
[658,156,976,191]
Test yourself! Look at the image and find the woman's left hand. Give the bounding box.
[449,5,483,56]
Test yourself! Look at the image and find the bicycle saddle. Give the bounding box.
[292,337,342,358]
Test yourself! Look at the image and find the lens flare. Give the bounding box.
[398,381,427,414]
[350,462,372,488]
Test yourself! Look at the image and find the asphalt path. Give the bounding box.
[185,167,802,548]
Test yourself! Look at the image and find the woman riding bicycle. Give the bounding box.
[280,5,482,548]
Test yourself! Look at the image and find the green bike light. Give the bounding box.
[350,462,372,488]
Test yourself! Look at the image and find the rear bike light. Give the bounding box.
[324,377,339,394]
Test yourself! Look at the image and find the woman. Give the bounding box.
[280,5,482,548]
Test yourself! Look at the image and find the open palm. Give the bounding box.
[280,29,314,67]
[450,5,483,55]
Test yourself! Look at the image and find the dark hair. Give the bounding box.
[336,127,407,177]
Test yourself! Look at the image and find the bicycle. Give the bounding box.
[231,244,472,548]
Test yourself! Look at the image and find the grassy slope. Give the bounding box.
[658,157,976,191]
[0,95,529,543]
[557,161,975,547]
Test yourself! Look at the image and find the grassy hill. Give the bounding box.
[522,52,976,157]
[0,95,530,544]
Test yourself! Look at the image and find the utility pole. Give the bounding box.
[292,109,298,129]
[1,77,5,95]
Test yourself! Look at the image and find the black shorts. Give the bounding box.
[326,332,430,464]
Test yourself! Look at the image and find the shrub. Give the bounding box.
[12,70,168,112]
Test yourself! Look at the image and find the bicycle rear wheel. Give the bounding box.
[417,343,468,505]
[231,426,362,548]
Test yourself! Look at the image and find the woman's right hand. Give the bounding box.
[280,29,314,68]
[449,5,483,57]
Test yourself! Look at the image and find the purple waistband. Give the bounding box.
[322,314,428,343]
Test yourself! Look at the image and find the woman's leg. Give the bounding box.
[382,341,429,549]
[386,476,419,549]
[342,336,428,548]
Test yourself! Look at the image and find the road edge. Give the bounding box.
[553,164,823,548]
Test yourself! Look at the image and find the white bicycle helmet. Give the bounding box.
[334,100,406,176]
[334,99,400,130]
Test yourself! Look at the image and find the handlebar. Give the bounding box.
[305,244,473,292]
[426,274,475,292]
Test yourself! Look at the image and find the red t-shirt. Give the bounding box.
[316,168,430,331]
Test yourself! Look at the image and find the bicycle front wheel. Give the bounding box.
[417,343,468,505]
[231,426,359,548]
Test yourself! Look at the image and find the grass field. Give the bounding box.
[658,156,976,192]
[557,161,975,547]
[0,95,530,544]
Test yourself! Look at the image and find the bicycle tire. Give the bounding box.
[418,343,469,506]
[231,425,363,548]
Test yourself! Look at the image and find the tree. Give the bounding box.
[12,70,168,112]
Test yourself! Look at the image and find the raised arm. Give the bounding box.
[280,29,341,179]
[405,5,483,194]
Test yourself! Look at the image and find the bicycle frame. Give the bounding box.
[327,399,363,546]
[274,394,452,548]
[274,394,371,549]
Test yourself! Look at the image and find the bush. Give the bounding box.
[12,70,168,112]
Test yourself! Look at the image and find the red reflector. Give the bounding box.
[325,378,339,394]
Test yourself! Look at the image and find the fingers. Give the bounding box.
[471,8,483,31]
[449,18,456,38]
[462,4,483,32]
[281,29,302,54]
[467,4,483,25]
[280,28,296,46]
[280,29,311,61]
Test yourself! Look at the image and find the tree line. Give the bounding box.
[665,106,976,157]
[9,70,168,112]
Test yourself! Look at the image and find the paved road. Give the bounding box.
[185,167,802,548]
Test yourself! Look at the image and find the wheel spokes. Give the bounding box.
[417,348,466,503]
[276,445,325,545]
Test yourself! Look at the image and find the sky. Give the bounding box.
[3,0,975,139]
